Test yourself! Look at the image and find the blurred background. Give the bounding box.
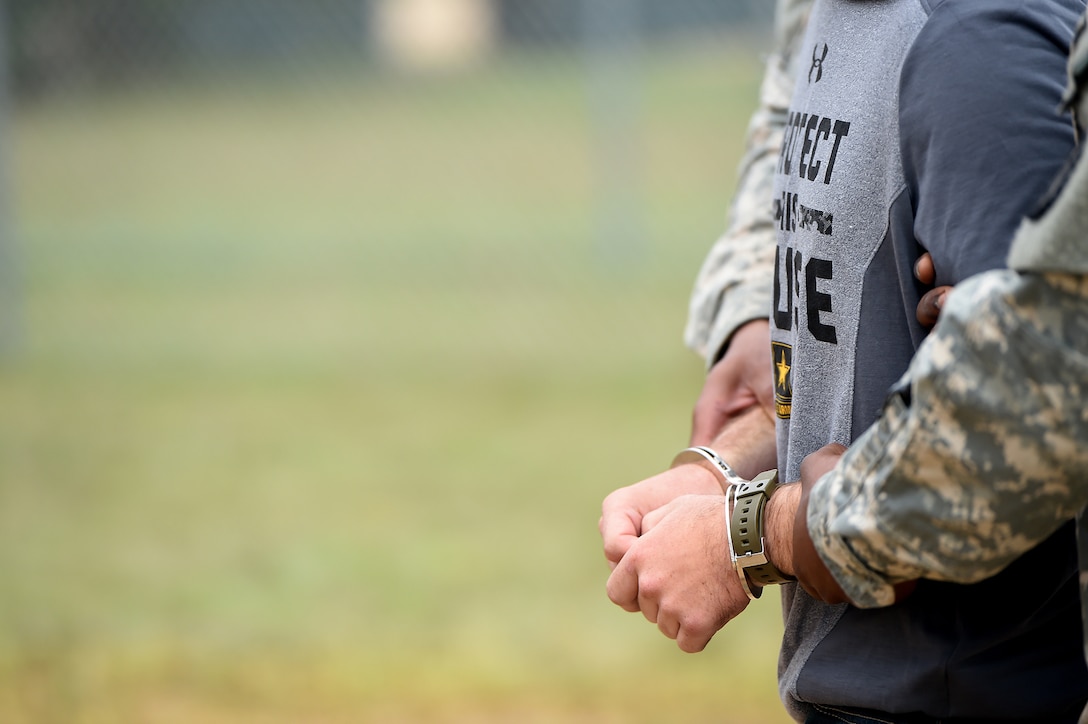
[0,0,791,721]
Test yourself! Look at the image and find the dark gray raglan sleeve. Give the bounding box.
[899,0,1081,286]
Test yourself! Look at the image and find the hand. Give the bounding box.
[691,320,774,446]
[800,442,847,490]
[606,494,750,652]
[792,443,850,603]
[600,463,722,571]
[794,443,917,604]
[601,406,777,571]
[914,253,952,328]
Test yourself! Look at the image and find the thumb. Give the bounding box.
[600,509,641,568]
[800,443,848,492]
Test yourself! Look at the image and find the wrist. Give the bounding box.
[727,470,797,599]
[670,446,746,493]
[707,405,778,480]
[711,317,770,366]
[764,481,799,578]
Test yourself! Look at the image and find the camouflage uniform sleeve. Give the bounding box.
[805,269,1088,609]
[683,0,810,364]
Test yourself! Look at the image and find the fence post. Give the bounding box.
[0,0,18,356]
[581,0,643,268]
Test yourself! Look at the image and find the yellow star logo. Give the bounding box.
[776,349,791,390]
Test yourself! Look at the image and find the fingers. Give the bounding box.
[691,406,733,448]
[914,252,935,285]
[676,623,715,653]
[630,573,721,653]
[604,496,745,654]
[672,610,725,653]
[691,321,772,446]
[656,611,679,640]
[606,555,641,613]
[916,285,951,327]
[606,506,673,618]
[691,361,745,447]
[691,358,733,446]
[792,500,848,604]
[914,252,951,328]
[800,442,848,493]
[601,468,724,575]
[639,587,661,626]
[640,503,669,534]
[599,509,639,569]
[600,486,649,569]
[607,549,667,625]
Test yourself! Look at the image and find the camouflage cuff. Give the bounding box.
[804,392,919,609]
[704,294,773,367]
[806,469,899,609]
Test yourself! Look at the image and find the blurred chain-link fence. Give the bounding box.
[2,0,774,350]
[9,1,771,94]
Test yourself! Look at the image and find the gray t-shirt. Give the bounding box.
[771,0,1087,718]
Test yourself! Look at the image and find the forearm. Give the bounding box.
[764,480,799,578]
[804,271,1088,607]
[706,404,777,482]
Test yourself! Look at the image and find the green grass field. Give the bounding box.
[1,43,792,722]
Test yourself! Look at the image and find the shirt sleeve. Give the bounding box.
[806,269,1088,609]
[684,0,811,364]
[899,0,1079,286]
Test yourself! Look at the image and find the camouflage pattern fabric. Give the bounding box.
[806,269,1088,607]
[684,0,812,364]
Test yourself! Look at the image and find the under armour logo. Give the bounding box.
[809,43,828,83]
